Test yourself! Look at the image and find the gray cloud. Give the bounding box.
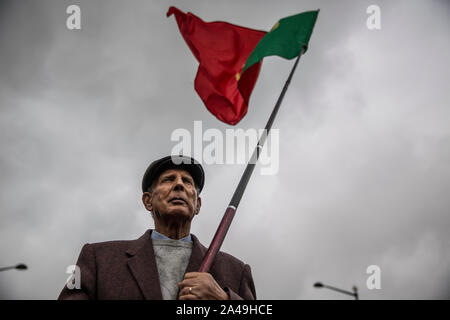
[0,0,449,299]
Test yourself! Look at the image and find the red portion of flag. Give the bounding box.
[167,7,266,125]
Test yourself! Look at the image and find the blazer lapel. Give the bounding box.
[126,230,163,300]
[185,234,207,273]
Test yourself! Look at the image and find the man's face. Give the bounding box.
[143,169,201,221]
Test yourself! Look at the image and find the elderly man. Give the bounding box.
[58,155,256,300]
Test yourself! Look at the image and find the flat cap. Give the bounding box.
[142,155,204,193]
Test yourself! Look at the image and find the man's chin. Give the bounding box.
[165,207,193,219]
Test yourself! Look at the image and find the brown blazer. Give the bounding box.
[58,229,256,300]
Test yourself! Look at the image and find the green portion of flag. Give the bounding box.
[242,10,319,73]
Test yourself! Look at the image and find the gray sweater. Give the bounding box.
[152,238,193,300]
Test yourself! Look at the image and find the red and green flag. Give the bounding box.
[167,7,318,125]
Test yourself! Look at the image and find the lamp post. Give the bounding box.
[314,282,359,300]
[0,264,28,272]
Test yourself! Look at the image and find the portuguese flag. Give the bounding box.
[167,7,318,125]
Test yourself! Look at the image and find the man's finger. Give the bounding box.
[183,272,203,279]
[178,278,197,289]
[179,286,200,300]
[179,294,198,300]
[179,286,194,297]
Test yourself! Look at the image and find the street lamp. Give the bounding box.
[314,282,358,300]
[0,263,28,272]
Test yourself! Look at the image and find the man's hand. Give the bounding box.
[178,272,229,300]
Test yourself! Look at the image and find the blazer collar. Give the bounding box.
[125,230,209,300]
[126,229,162,300]
[185,233,208,273]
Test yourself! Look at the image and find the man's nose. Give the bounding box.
[173,175,185,190]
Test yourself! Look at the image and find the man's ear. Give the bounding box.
[195,197,202,215]
[142,192,153,212]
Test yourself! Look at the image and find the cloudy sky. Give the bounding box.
[1,0,449,299]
